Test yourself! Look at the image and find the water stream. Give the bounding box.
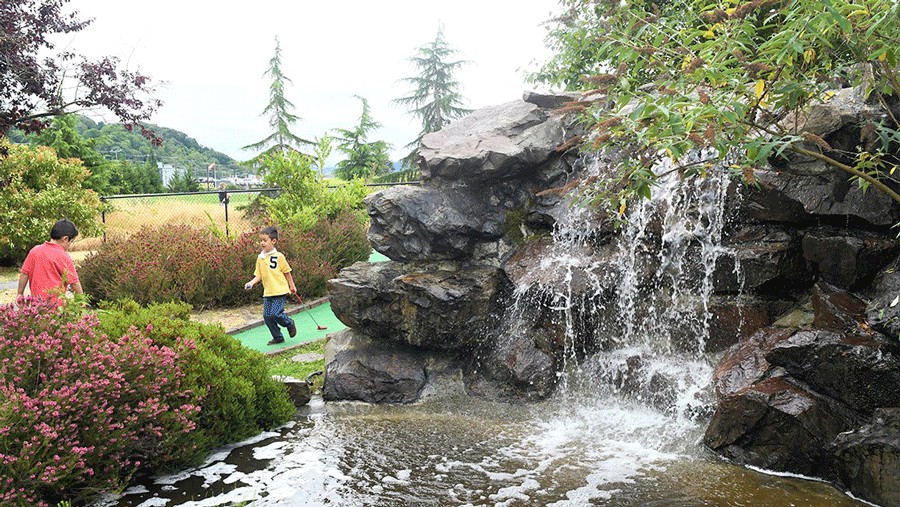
[99,158,870,506]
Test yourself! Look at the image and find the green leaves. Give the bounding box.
[394,23,472,163]
[242,36,313,161]
[532,0,900,214]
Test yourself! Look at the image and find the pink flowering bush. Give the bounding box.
[0,298,202,507]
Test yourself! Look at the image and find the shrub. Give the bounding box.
[95,300,295,458]
[80,225,259,308]
[0,298,201,507]
[0,138,102,265]
[81,215,370,308]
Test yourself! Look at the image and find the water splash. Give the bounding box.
[505,149,741,425]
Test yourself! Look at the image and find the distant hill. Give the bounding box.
[9,117,243,177]
[75,117,242,176]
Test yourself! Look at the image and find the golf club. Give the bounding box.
[292,292,327,330]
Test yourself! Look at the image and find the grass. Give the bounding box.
[74,192,261,252]
[263,339,326,393]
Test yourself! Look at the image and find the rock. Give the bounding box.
[323,329,429,404]
[749,161,900,228]
[522,90,586,109]
[291,352,324,363]
[328,261,509,350]
[277,376,311,407]
[710,328,795,400]
[832,408,900,507]
[704,377,861,477]
[705,296,795,352]
[418,99,570,183]
[713,225,811,294]
[811,282,870,334]
[772,307,815,329]
[766,330,900,414]
[366,185,508,262]
[867,256,900,339]
[464,333,558,402]
[503,237,620,297]
[802,229,900,290]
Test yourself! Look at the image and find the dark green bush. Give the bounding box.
[96,299,296,464]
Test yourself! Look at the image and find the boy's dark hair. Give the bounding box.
[259,226,278,241]
[50,219,78,240]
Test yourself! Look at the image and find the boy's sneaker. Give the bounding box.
[287,321,297,338]
[267,338,285,346]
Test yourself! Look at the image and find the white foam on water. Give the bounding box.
[134,499,169,507]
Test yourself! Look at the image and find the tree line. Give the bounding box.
[1,1,471,191]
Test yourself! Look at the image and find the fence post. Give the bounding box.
[224,199,229,238]
[101,197,107,244]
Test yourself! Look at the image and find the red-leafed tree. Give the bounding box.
[0,0,162,143]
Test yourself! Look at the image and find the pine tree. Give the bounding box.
[334,96,392,180]
[30,114,113,193]
[243,36,312,162]
[394,24,471,166]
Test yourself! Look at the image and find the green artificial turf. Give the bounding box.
[230,300,345,353]
[229,249,387,353]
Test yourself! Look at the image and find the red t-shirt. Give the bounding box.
[21,242,79,299]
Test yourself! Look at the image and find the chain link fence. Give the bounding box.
[73,183,418,254]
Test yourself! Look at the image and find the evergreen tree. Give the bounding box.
[334,96,393,180]
[143,153,164,193]
[242,36,312,162]
[394,23,471,166]
[167,168,200,193]
[29,114,114,194]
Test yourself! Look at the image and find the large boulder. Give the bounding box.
[709,328,795,400]
[418,98,572,183]
[766,330,900,414]
[323,329,430,404]
[366,185,509,262]
[705,325,900,487]
[802,229,900,290]
[464,333,559,402]
[743,89,900,228]
[749,161,900,228]
[704,376,861,477]
[713,225,812,294]
[328,261,510,350]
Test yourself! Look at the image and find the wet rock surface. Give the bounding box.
[867,257,900,339]
[326,86,900,507]
[832,408,900,507]
[323,329,431,404]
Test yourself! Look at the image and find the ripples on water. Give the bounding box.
[99,391,868,507]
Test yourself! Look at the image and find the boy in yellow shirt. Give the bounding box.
[244,226,297,345]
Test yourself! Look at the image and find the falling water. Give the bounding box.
[100,154,868,506]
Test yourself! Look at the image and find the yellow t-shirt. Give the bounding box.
[254,249,292,297]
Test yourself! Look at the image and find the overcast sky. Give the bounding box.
[65,1,562,164]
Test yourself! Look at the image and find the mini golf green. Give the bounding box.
[229,300,345,353]
[229,249,388,353]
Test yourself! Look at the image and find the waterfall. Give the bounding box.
[503,148,741,432]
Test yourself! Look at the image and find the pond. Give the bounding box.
[98,386,868,506]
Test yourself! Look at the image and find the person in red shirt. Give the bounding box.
[18,219,84,301]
